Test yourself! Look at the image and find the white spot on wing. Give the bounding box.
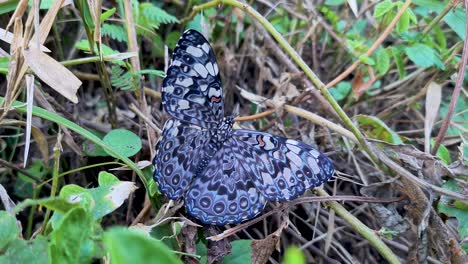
[206,62,215,76]
[163,85,174,93]
[175,77,193,87]
[308,157,321,174]
[213,62,219,75]
[263,137,275,150]
[286,152,302,167]
[201,43,210,53]
[194,63,208,78]
[287,143,301,154]
[208,87,221,97]
[309,149,320,158]
[178,100,190,110]
[186,46,203,57]
[200,84,208,92]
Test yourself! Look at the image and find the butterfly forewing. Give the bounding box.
[184,141,267,225]
[153,119,209,199]
[162,29,224,128]
[231,130,335,202]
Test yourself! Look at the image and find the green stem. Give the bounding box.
[317,189,401,264]
[42,140,61,234]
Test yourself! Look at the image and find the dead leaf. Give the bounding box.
[23,46,81,103]
[23,74,34,167]
[251,234,280,264]
[106,181,138,208]
[352,66,375,99]
[424,82,442,153]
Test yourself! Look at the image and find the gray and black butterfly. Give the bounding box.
[153,29,335,225]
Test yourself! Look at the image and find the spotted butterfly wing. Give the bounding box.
[162,29,224,128]
[153,119,209,199]
[231,130,335,201]
[185,140,267,225]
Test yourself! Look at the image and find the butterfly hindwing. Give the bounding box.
[184,139,267,225]
[153,119,209,199]
[231,130,335,202]
[162,29,224,128]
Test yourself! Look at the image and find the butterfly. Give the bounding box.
[153,29,335,225]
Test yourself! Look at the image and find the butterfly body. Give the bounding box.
[153,29,335,225]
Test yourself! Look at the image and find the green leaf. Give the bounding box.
[282,246,306,264]
[103,129,142,158]
[0,211,19,250]
[0,0,19,15]
[437,179,468,251]
[56,173,136,220]
[391,46,406,78]
[404,43,445,70]
[187,13,203,33]
[439,95,467,137]
[103,227,182,264]
[0,236,49,264]
[0,55,9,75]
[75,40,118,56]
[373,0,395,18]
[49,207,95,264]
[98,171,120,186]
[100,7,116,22]
[430,139,451,165]
[330,82,351,101]
[375,48,391,75]
[14,197,79,215]
[396,9,410,33]
[356,115,403,144]
[222,240,252,264]
[358,54,375,65]
[14,160,48,198]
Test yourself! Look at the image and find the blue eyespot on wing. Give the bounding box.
[231,130,335,202]
[184,140,267,225]
[162,29,224,128]
[153,119,209,199]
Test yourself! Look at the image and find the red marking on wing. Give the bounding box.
[211,97,221,103]
[257,135,265,147]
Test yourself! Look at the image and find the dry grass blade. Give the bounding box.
[23,74,34,167]
[424,82,442,153]
[23,47,81,103]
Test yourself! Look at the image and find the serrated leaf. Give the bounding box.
[374,0,395,18]
[0,211,18,250]
[375,48,390,75]
[103,227,182,264]
[102,23,127,42]
[222,240,252,264]
[404,43,445,70]
[103,129,142,158]
[356,115,403,144]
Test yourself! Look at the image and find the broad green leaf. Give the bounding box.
[56,173,136,220]
[356,115,403,144]
[14,197,79,215]
[330,82,351,101]
[404,43,445,70]
[396,9,410,33]
[0,236,49,264]
[103,129,142,158]
[0,211,18,250]
[375,48,390,75]
[282,246,306,264]
[14,160,48,198]
[373,0,395,18]
[430,139,451,165]
[223,240,252,264]
[75,40,118,56]
[437,180,468,251]
[103,227,182,264]
[49,207,95,264]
